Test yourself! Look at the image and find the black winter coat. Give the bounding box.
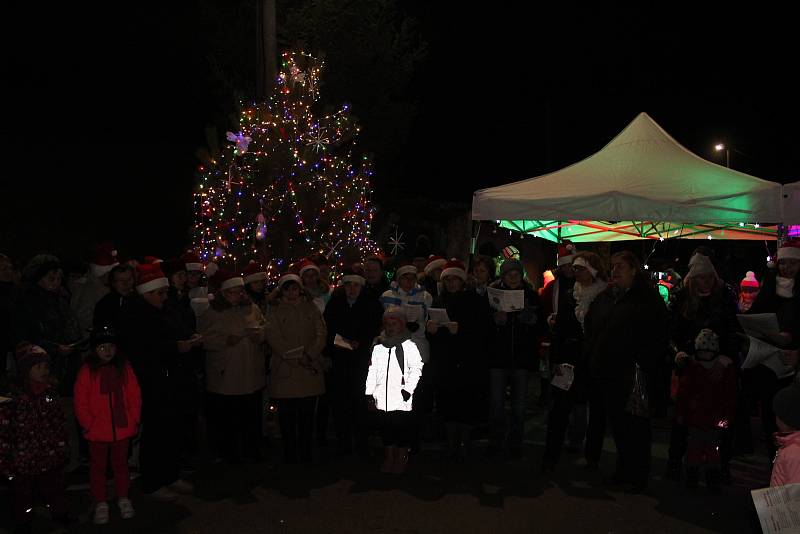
[584,279,668,410]
[428,289,490,423]
[669,286,741,358]
[323,287,384,363]
[92,290,130,331]
[488,280,543,371]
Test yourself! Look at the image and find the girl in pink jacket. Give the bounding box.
[770,379,800,487]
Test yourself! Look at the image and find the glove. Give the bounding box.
[401,390,411,402]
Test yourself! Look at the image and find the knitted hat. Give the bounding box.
[687,253,716,278]
[502,245,520,260]
[91,242,119,277]
[181,250,203,272]
[395,263,418,279]
[278,273,302,289]
[210,269,244,291]
[695,328,719,353]
[740,271,759,289]
[383,305,407,323]
[499,258,524,278]
[777,240,800,261]
[23,254,61,283]
[340,265,366,286]
[773,381,800,430]
[440,258,467,281]
[15,342,50,377]
[557,241,576,266]
[298,258,320,277]
[242,260,267,285]
[91,325,116,349]
[424,255,447,274]
[136,263,169,294]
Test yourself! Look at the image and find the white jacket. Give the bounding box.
[365,339,424,412]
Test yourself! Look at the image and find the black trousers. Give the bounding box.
[544,385,586,464]
[206,390,264,461]
[605,394,652,487]
[140,403,180,493]
[378,410,414,447]
[275,396,317,463]
[585,386,606,465]
[331,354,369,451]
[11,471,68,526]
[742,365,794,459]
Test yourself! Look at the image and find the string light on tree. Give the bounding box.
[193,51,378,275]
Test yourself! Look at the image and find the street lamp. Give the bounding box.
[715,143,730,168]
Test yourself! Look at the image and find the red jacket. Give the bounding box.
[73,362,142,442]
[676,359,736,430]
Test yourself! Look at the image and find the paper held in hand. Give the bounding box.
[551,363,575,391]
[743,336,796,379]
[402,304,423,323]
[487,287,525,312]
[334,334,354,350]
[751,482,800,533]
[428,308,451,325]
[284,346,304,360]
[737,313,780,339]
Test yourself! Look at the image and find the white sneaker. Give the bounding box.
[148,486,180,502]
[168,479,194,494]
[93,502,110,525]
[118,497,135,519]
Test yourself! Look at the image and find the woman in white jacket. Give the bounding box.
[366,306,424,474]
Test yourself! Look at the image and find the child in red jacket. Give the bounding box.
[675,328,737,493]
[74,327,142,525]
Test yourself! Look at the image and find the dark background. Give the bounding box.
[1,2,796,265]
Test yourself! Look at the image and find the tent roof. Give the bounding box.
[472,113,784,227]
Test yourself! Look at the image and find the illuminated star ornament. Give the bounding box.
[226,131,252,155]
[388,228,405,256]
[306,126,330,153]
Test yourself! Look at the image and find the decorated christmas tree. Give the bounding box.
[193,51,378,277]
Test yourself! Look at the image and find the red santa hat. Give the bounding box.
[210,269,244,291]
[136,263,169,294]
[298,258,320,277]
[181,250,204,272]
[777,240,800,261]
[740,271,759,288]
[424,255,447,274]
[395,262,418,279]
[90,242,119,277]
[440,258,467,281]
[143,255,163,265]
[242,260,267,285]
[557,241,577,266]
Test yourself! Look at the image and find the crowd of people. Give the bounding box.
[1,238,800,531]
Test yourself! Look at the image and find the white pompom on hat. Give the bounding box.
[740,271,759,288]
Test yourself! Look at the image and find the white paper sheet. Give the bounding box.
[550,363,575,391]
[738,313,781,339]
[487,287,525,312]
[751,483,800,533]
[743,336,795,379]
[333,334,354,350]
[428,308,451,325]
[402,304,423,323]
[284,346,304,360]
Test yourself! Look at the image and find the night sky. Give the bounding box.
[2,3,796,264]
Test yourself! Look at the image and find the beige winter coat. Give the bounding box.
[265,298,327,399]
[199,303,267,395]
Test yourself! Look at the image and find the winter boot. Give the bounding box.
[380,446,395,473]
[392,447,410,474]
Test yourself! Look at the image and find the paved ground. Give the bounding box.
[1,389,771,534]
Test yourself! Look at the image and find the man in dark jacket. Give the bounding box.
[323,265,384,457]
[487,258,543,458]
[362,256,390,302]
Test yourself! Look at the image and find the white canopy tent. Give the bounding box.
[472,113,788,242]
